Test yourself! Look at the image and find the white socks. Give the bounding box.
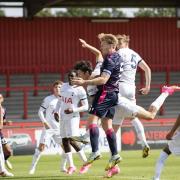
[151,92,169,111]
[60,153,67,171]
[0,143,6,172]
[154,151,169,179]
[77,149,87,162]
[30,148,41,170]
[131,118,148,147]
[66,152,75,168]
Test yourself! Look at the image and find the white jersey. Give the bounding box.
[40,95,60,129]
[60,83,87,118]
[117,48,142,85]
[168,127,180,156]
[87,61,103,96]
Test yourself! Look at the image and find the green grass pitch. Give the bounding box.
[6,150,180,180]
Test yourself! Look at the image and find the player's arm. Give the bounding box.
[138,60,151,95]
[38,98,51,129]
[79,38,103,62]
[72,57,115,86]
[68,98,89,114]
[166,114,180,140]
[72,72,110,86]
[38,107,50,129]
[54,98,62,122]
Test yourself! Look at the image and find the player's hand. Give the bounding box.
[139,87,150,95]
[79,38,87,48]
[71,77,85,86]
[64,108,73,114]
[166,131,174,140]
[43,122,50,129]
[54,112,60,122]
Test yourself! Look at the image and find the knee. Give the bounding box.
[146,114,155,120]
[3,145,13,156]
[38,144,45,152]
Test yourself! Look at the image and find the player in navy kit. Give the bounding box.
[72,33,123,174]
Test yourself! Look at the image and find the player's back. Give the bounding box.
[118,48,142,85]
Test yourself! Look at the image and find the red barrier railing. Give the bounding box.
[0,65,180,119]
[0,84,166,120]
[0,86,50,119]
[0,84,180,120]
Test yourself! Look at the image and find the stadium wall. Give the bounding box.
[0,17,180,73]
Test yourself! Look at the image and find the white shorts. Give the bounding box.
[39,129,61,145]
[168,131,180,156]
[119,82,136,103]
[112,96,139,125]
[60,116,80,138]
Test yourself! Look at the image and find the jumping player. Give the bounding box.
[72,33,123,174]
[113,34,151,158]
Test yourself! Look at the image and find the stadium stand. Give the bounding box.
[0,71,179,122]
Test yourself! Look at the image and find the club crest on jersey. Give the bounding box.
[61,96,72,104]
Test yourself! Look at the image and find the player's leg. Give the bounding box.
[118,83,149,152]
[62,138,76,174]
[2,143,13,170]
[83,114,101,165]
[153,146,171,180]
[52,134,67,172]
[69,139,91,174]
[135,87,176,120]
[69,139,87,162]
[131,118,150,158]
[101,117,122,171]
[60,152,67,172]
[29,130,46,174]
[0,142,13,177]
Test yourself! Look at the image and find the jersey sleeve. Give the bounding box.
[91,61,103,77]
[78,87,87,100]
[40,97,49,110]
[135,52,142,64]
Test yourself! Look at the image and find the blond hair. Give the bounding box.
[116,34,130,44]
[53,80,63,87]
[98,33,118,46]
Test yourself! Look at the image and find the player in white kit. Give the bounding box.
[113,34,151,158]
[153,113,180,180]
[0,94,14,177]
[29,80,67,174]
[56,70,89,175]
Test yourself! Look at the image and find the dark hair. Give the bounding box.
[68,69,77,77]
[53,80,63,87]
[74,60,93,75]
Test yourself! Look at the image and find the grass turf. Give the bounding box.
[5,149,180,180]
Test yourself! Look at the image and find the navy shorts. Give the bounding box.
[89,90,118,119]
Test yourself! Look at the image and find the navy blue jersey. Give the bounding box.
[98,52,123,92]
